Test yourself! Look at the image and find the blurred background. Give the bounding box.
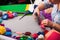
[0,0,35,5]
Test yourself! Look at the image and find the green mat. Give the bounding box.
[0,4,26,12]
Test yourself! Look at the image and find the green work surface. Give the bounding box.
[0,4,26,12]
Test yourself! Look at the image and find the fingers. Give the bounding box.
[41,19,49,26]
[32,14,37,20]
[41,19,53,27]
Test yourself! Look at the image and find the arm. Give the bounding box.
[33,2,46,19]
[33,2,53,13]
[41,19,60,32]
[33,2,45,15]
[33,2,53,17]
[52,23,60,32]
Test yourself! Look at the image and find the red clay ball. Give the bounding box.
[32,33,38,39]
[25,32,31,36]
[8,14,14,19]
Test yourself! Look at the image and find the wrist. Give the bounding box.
[52,22,55,28]
[49,20,54,27]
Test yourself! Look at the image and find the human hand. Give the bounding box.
[41,19,53,27]
[32,8,40,20]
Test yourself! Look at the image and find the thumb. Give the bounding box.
[40,24,45,29]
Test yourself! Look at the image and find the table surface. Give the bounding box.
[2,16,44,33]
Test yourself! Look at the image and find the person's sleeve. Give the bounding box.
[44,2,53,9]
